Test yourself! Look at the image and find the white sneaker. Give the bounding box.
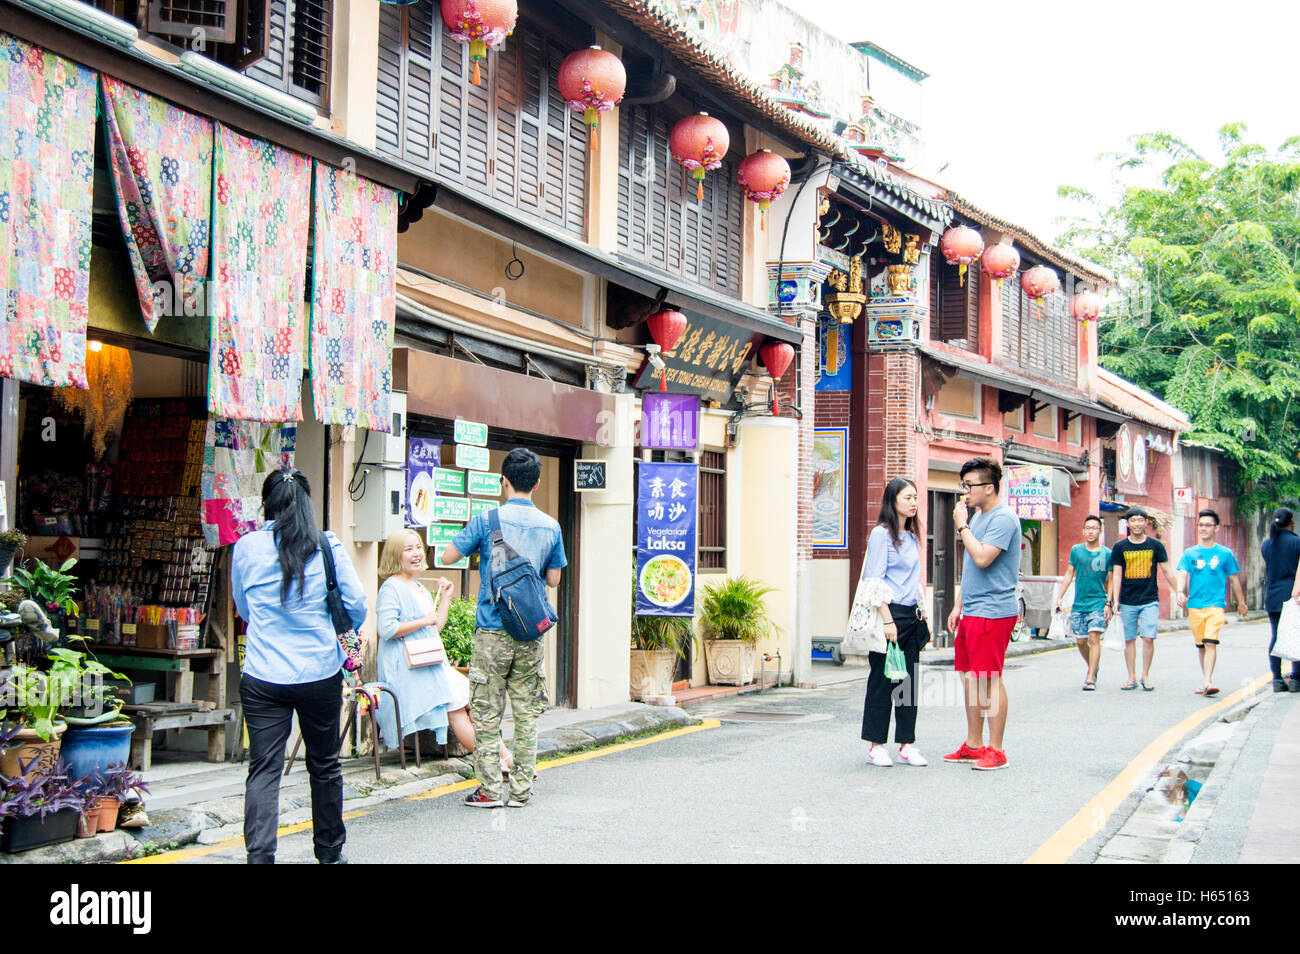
[897,744,929,766]
[866,744,893,767]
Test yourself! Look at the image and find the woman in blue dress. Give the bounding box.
[376,530,511,771]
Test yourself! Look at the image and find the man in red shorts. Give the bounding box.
[944,457,1022,771]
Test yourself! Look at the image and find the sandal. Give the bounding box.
[1082,681,1096,691]
[1121,681,1138,690]
[1204,686,1219,696]
[1141,680,1155,691]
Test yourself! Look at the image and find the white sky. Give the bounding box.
[791,0,1298,241]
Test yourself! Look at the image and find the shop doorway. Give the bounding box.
[406,416,580,708]
[928,491,962,646]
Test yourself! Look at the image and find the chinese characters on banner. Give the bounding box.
[635,462,698,617]
[631,314,760,400]
[642,392,700,451]
[405,437,441,527]
[1006,465,1053,521]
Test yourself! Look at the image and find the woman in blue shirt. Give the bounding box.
[1261,507,1300,691]
[231,468,367,864]
[859,477,931,767]
[375,529,512,771]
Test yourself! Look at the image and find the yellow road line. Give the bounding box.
[128,719,720,864]
[1026,675,1271,864]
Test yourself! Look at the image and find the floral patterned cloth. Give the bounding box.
[310,162,398,431]
[200,417,297,547]
[0,33,97,389]
[101,76,213,334]
[209,124,311,423]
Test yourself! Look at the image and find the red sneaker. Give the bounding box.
[463,787,502,808]
[943,742,986,763]
[972,748,1009,771]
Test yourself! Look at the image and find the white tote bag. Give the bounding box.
[844,577,893,656]
[1102,614,1125,652]
[1046,612,1067,641]
[1272,601,1300,662]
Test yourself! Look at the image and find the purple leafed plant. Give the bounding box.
[0,761,92,821]
[88,764,149,800]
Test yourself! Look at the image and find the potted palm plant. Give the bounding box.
[699,576,778,686]
[630,571,697,701]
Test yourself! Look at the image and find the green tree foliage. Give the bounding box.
[1057,125,1300,509]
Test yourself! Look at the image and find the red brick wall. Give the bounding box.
[813,390,850,561]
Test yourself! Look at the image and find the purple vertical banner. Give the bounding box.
[636,461,698,617]
[642,392,700,451]
[406,437,441,527]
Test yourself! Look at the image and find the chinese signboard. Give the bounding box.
[432,468,465,495]
[431,496,470,523]
[642,392,700,451]
[453,419,488,446]
[427,523,468,569]
[468,471,501,496]
[405,438,441,527]
[635,462,697,618]
[1007,465,1054,521]
[455,443,491,471]
[470,499,497,518]
[631,313,762,401]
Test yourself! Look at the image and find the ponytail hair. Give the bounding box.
[261,467,320,604]
[1271,506,1295,540]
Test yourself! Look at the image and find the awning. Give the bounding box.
[833,158,952,234]
[917,343,1126,425]
[432,182,803,346]
[1004,442,1091,479]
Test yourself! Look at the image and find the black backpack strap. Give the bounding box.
[319,532,339,592]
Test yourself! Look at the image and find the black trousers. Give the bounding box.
[861,603,930,745]
[1268,613,1300,680]
[240,671,345,864]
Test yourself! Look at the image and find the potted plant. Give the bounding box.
[47,643,134,780]
[0,663,66,779]
[11,557,80,637]
[84,764,148,834]
[0,763,87,853]
[629,578,697,701]
[441,597,477,674]
[699,576,778,687]
[0,529,26,577]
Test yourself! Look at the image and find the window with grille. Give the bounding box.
[635,450,727,572]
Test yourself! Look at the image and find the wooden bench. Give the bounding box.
[85,645,233,771]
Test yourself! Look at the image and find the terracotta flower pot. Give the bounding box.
[93,795,121,833]
[75,813,97,839]
[0,724,66,780]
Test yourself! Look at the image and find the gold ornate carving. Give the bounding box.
[903,233,920,265]
[881,222,902,255]
[886,264,912,296]
[848,255,863,294]
[826,268,847,292]
[824,255,866,323]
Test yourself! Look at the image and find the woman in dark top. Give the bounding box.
[1261,507,1300,692]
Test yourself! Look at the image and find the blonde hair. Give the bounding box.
[378,529,427,580]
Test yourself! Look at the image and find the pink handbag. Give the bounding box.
[403,584,445,668]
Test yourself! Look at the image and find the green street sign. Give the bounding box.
[432,468,465,495]
[431,496,470,523]
[470,499,497,518]
[468,471,502,496]
[426,523,468,568]
[455,444,491,471]
[453,419,489,447]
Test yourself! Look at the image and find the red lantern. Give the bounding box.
[558,45,626,151]
[940,225,984,286]
[981,243,1020,286]
[760,341,795,415]
[1021,265,1060,319]
[646,309,687,391]
[670,112,730,201]
[737,149,791,232]
[440,0,517,87]
[1070,290,1102,322]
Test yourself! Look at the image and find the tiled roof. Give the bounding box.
[1096,367,1191,433]
[601,0,842,154]
[835,156,952,229]
[944,191,1114,285]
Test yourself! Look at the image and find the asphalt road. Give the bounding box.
[170,619,1278,864]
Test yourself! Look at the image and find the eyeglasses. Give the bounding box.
[1197,522,1218,529]
[958,481,993,492]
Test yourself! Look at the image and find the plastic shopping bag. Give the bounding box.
[883,640,909,680]
[1102,615,1124,653]
[1046,612,1068,641]
[1272,601,1300,662]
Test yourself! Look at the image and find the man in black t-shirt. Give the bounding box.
[1108,509,1183,691]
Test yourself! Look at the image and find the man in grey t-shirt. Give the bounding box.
[943,457,1022,772]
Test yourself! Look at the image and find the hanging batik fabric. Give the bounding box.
[0,33,97,389]
[200,417,297,547]
[311,161,398,432]
[209,124,311,422]
[101,76,213,333]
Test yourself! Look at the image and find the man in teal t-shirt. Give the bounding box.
[1175,508,1247,696]
[1054,514,1111,689]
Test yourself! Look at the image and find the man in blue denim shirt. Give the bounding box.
[442,448,566,808]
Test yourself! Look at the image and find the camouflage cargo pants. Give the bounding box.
[468,628,548,800]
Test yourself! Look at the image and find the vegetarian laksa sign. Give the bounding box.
[636,461,697,617]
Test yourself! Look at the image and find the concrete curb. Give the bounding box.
[0,706,698,864]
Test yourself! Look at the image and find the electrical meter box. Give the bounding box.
[351,392,407,542]
[359,392,406,465]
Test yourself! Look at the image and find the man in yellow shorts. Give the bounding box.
[1175,509,1248,695]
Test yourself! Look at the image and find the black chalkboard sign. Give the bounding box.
[574,460,607,492]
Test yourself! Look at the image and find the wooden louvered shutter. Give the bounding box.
[436,28,489,188]
[492,28,521,205]
[149,0,239,44]
[618,104,649,259]
[376,2,435,170]
[648,112,670,271]
[516,26,544,217]
[1002,269,1022,364]
[244,0,289,90]
[964,261,980,349]
[290,0,330,100]
[375,3,403,157]
[930,256,969,343]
